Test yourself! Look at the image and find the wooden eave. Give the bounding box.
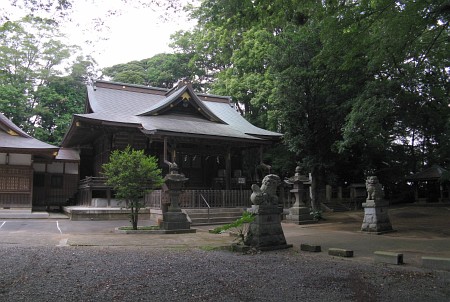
[61,116,141,147]
[140,129,272,146]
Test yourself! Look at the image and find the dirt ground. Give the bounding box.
[320,204,450,238]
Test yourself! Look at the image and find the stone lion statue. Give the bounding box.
[250,174,281,206]
[366,176,384,200]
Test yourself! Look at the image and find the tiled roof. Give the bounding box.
[0,113,59,152]
[406,165,448,181]
[64,80,282,145]
[55,148,80,161]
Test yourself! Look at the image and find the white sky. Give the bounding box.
[65,1,195,68]
[2,0,196,69]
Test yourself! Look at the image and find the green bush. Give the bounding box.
[102,146,164,230]
[211,211,255,244]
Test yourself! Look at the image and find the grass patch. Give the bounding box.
[118,225,160,231]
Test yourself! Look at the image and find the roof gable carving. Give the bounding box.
[137,84,226,124]
[0,113,31,138]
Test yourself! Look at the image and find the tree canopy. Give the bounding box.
[169,0,449,205]
[102,53,205,89]
[0,15,96,144]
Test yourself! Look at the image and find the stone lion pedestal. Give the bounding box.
[244,174,292,251]
[361,176,394,234]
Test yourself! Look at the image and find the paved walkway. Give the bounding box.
[1,205,449,269]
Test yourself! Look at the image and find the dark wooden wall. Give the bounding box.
[0,165,33,208]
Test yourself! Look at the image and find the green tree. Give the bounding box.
[330,0,450,181]
[0,16,94,144]
[33,74,87,144]
[173,0,449,206]
[102,146,164,230]
[0,15,79,133]
[103,53,204,89]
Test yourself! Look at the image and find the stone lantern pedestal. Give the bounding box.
[361,176,394,234]
[285,167,315,225]
[162,164,192,231]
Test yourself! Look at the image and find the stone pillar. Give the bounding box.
[361,176,394,234]
[285,167,315,225]
[162,164,191,231]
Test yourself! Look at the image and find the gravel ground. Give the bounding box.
[0,246,449,302]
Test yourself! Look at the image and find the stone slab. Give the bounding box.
[374,251,403,265]
[328,248,353,257]
[422,256,450,271]
[300,244,321,252]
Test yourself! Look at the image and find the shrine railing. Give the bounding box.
[145,189,253,209]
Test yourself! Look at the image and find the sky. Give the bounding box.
[2,0,196,69]
[65,1,196,68]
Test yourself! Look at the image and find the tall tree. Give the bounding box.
[171,0,449,207]
[0,16,94,144]
[0,15,76,131]
[332,0,450,177]
[102,53,203,89]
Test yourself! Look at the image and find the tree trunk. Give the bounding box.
[310,165,326,211]
[131,200,139,230]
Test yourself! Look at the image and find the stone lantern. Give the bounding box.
[162,163,191,231]
[284,166,315,224]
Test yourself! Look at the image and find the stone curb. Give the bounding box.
[300,244,321,252]
[374,251,403,265]
[328,248,353,257]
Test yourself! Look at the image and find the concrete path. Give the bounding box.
[0,205,449,270]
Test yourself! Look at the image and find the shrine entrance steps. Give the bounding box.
[183,208,245,226]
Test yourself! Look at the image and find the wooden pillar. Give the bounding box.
[163,137,177,165]
[87,188,92,207]
[225,146,231,190]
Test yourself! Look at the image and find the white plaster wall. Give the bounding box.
[65,163,79,174]
[47,162,64,173]
[9,154,32,165]
[0,153,6,164]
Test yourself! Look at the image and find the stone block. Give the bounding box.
[374,251,403,265]
[300,244,321,252]
[162,212,191,230]
[328,248,353,257]
[422,256,450,271]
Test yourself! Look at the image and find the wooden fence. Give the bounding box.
[145,189,252,209]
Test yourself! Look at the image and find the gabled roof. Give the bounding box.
[138,83,226,123]
[0,113,31,138]
[62,80,282,147]
[0,113,59,155]
[406,165,448,181]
